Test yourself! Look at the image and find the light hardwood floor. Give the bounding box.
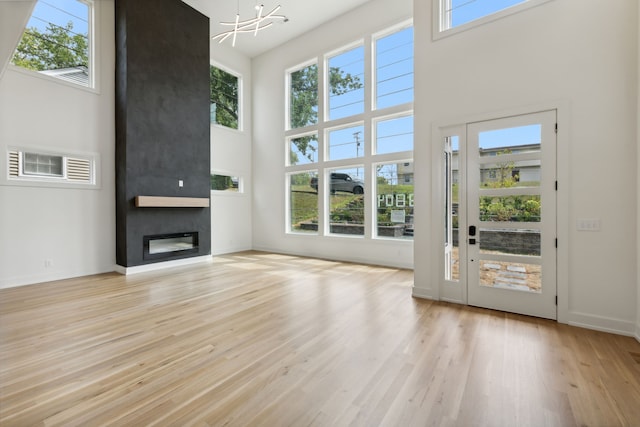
[1,251,640,426]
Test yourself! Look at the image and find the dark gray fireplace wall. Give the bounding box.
[115,0,211,267]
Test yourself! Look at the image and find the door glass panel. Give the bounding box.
[444,135,459,281]
[479,124,541,156]
[479,195,541,222]
[479,259,541,293]
[478,228,540,256]
[480,159,541,188]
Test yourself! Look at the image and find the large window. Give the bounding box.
[210,65,240,130]
[12,0,93,88]
[285,21,414,240]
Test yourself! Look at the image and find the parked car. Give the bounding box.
[310,173,364,194]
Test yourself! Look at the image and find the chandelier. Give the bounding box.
[212,1,288,47]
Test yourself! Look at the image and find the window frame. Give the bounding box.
[433,0,553,40]
[10,0,97,91]
[209,62,243,132]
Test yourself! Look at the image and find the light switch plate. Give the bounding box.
[577,218,600,231]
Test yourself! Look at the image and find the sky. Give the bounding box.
[479,124,542,151]
[27,0,89,35]
[450,0,528,27]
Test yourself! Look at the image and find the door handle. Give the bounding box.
[469,238,476,245]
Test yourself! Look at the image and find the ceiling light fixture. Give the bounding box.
[212,1,288,47]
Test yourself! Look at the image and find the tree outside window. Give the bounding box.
[12,0,92,87]
[210,65,239,130]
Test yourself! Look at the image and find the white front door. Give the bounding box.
[464,111,557,319]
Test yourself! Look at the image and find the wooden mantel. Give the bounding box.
[135,196,210,208]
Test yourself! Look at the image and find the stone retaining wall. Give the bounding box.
[453,228,540,255]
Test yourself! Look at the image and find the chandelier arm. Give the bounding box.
[211,4,286,44]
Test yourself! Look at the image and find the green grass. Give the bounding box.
[290,186,364,226]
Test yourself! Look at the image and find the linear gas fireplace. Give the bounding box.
[143,232,199,260]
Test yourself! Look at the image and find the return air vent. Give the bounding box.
[5,147,98,188]
[67,157,92,182]
[8,150,19,178]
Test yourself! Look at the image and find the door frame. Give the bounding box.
[430,102,570,323]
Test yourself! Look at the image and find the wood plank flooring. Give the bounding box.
[1,251,640,426]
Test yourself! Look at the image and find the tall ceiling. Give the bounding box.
[182,0,373,58]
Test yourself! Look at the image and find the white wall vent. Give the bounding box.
[66,157,93,182]
[4,147,99,189]
[8,150,19,178]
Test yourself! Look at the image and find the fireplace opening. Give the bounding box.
[143,232,199,260]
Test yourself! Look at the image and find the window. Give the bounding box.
[288,133,318,166]
[285,22,413,240]
[329,168,365,236]
[435,0,552,37]
[12,0,93,88]
[376,162,414,239]
[327,124,364,161]
[375,26,413,109]
[288,171,318,234]
[375,114,414,154]
[327,45,365,121]
[210,65,240,130]
[288,63,318,129]
[6,148,97,187]
[210,174,241,192]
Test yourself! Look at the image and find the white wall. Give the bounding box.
[210,43,253,255]
[413,0,638,335]
[251,0,414,268]
[0,1,115,288]
[637,0,640,342]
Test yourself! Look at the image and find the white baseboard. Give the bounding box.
[567,311,637,337]
[411,286,435,300]
[251,244,414,270]
[0,265,115,289]
[211,245,253,256]
[115,255,212,275]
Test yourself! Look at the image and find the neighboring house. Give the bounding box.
[40,66,89,87]
[397,161,414,185]
[451,143,541,185]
